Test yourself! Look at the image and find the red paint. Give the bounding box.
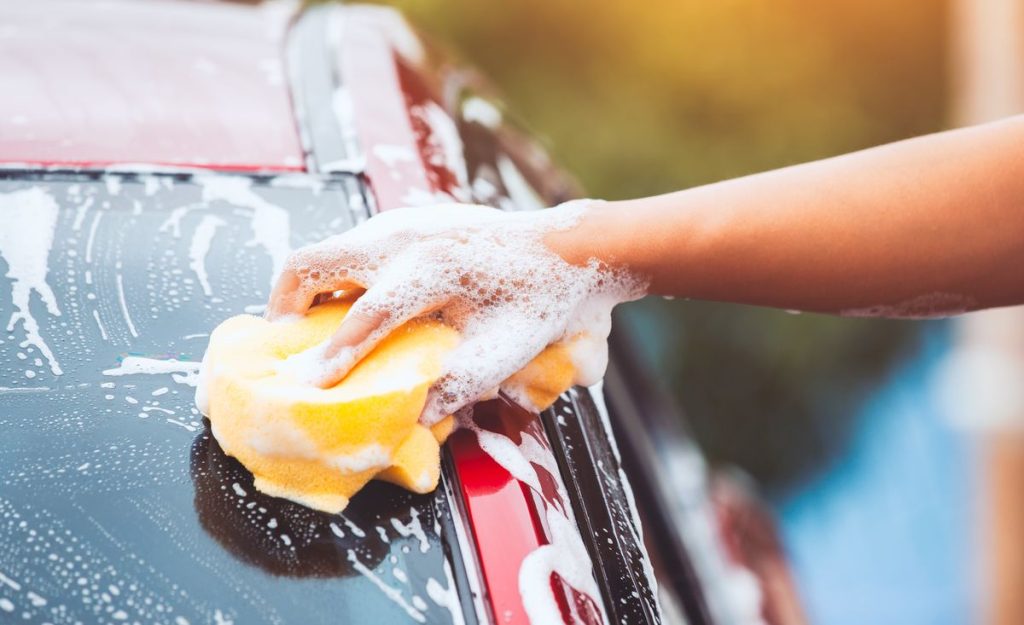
[448,402,588,625]
[334,8,435,209]
[448,427,540,625]
[335,6,471,210]
[0,0,304,172]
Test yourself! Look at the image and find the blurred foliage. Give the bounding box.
[370,0,949,493]
[381,0,947,196]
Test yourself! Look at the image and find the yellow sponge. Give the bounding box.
[201,299,575,513]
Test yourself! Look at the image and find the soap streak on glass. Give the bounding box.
[0,173,471,625]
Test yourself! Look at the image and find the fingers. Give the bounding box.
[312,274,442,388]
[266,240,363,319]
[420,319,550,425]
[266,268,308,318]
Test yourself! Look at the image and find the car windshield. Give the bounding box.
[0,171,474,625]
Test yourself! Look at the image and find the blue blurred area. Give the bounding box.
[776,328,980,625]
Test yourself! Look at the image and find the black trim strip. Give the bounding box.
[605,323,715,625]
[287,5,363,173]
[435,450,490,625]
[541,388,662,625]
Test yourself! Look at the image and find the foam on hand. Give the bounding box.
[280,201,646,425]
[199,201,646,512]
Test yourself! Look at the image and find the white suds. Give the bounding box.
[92,309,109,341]
[103,357,201,388]
[328,444,391,473]
[371,7,425,63]
[197,176,291,285]
[0,387,50,395]
[389,508,430,553]
[471,418,607,625]
[72,196,94,230]
[188,215,225,296]
[518,504,606,625]
[372,144,417,167]
[0,570,22,591]
[426,559,467,625]
[213,609,234,625]
[0,187,63,375]
[400,188,456,207]
[414,102,470,200]
[497,155,545,212]
[347,549,426,623]
[461,97,502,129]
[278,201,644,423]
[166,418,196,432]
[115,272,138,338]
[340,515,366,538]
[84,212,102,264]
[105,175,122,196]
[474,427,542,494]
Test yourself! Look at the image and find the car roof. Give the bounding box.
[0,0,305,172]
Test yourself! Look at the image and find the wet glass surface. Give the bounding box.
[0,173,469,625]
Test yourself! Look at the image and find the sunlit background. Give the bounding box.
[377,1,1023,624]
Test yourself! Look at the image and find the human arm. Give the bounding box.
[549,115,1024,316]
[267,115,1024,418]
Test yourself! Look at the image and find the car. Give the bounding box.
[0,1,803,624]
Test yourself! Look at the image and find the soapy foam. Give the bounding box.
[519,505,607,625]
[115,271,138,338]
[389,507,430,554]
[188,215,225,297]
[0,187,63,375]
[496,155,545,212]
[469,416,607,624]
[196,176,291,285]
[275,338,425,402]
[327,444,391,473]
[416,102,470,199]
[372,144,417,167]
[103,357,201,388]
[461,97,502,129]
[425,560,467,625]
[280,201,644,424]
[346,549,426,623]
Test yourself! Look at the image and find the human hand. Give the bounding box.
[267,202,643,425]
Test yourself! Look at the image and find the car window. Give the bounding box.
[0,172,475,625]
[456,93,578,211]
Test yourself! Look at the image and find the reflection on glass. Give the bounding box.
[190,421,406,578]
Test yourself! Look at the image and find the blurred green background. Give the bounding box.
[376,0,949,495]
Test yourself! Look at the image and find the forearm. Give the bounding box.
[551,115,1024,316]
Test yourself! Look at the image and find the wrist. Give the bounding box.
[548,190,712,297]
[543,198,617,267]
